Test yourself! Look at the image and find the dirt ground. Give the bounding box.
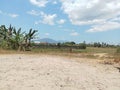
[0,54,120,90]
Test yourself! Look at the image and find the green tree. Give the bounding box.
[64,41,76,46]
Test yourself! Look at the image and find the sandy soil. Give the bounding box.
[0,54,120,90]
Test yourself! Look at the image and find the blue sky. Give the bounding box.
[0,0,120,44]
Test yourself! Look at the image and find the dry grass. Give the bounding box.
[0,48,29,55]
[0,47,119,63]
[0,48,16,54]
[113,53,120,64]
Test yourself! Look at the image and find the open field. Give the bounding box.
[0,54,120,90]
[0,47,119,63]
[23,47,120,62]
[31,47,116,53]
[0,1,120,89]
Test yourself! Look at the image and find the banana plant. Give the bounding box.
[12,27,25,50]
[0,25,8,40]
[0,25,37,51]
[0,25,10,48]
[25,29,37,49]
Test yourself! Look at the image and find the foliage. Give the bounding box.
[25,29,38,47]
[79,43,86,49]
[79,41,86,49]
[57,43,61,48]
[86,42,116,48]
[63,41,76,46]
[0,25,37,51]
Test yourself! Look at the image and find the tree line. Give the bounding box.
[33,41,87,49]
[33,40,119,50]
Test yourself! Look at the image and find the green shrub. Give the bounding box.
[79,43,86,49]
[0,40,8,49]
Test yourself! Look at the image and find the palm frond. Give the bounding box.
[30,30,38,37]
[13,28,17,35]
[29,28,32,35]
[17,28,21,35]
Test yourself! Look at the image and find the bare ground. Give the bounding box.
[0,54,120,90]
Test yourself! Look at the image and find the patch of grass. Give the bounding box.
[116,47,120,53]
[113,53,120,63]
[86,47,116,54]
[0,48,16,54]
[0,47,118,62]
[84,54,97,58]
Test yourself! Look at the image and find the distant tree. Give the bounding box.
[97,42,101,48]
[79,41,86,49]
[57,42,61,48]
[64,41,76,46]
[70,41,76,45]
[94,42,98,47]
[93,42,101,48]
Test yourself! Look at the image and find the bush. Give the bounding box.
[79,43,86,49]
[0,40,8,49]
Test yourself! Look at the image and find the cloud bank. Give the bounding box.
[60,0,120,32]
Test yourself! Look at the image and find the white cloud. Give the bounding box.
[57,19,66,24]
[87,22,120,32]
[60,0,120,32]
[70,32,79,36]
[0,10,18,18]
[27,10,41,16]
[41,13,57,25]
[35,20,40,25]
[9,14,18,18]
[45,33,50,36]
[30,0,48,7]
[35,12,57,25]
[44,15,57,25]
[53,1,57,4]
[111,17,120,22]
